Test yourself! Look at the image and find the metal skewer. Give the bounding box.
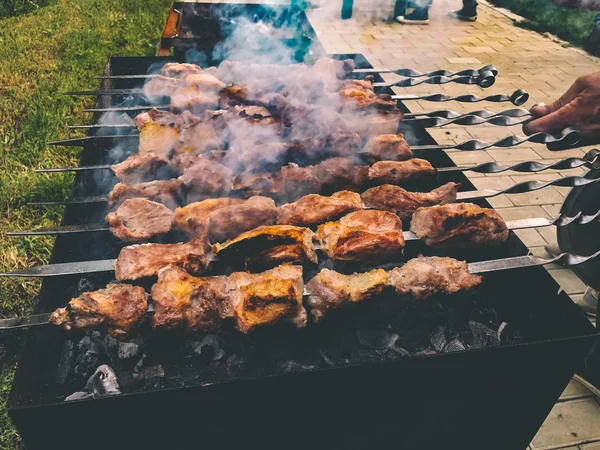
[393,89,529,106]
[373,72,496,89]
[354,65,498,78]
[83,105,169,113]
[404,108,531,119]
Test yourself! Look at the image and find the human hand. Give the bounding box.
[524,72,600,137]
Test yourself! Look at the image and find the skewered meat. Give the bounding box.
[212,225,318,265]
[170,85,220,113]
[177,120,223,154]
[367,159,436,185]
[310,157,368,195]
[138,121,181,157]
[161,62,203,78]
[106,198,173,243]
[111,152,171,184]
[277,191,362,227]
[388,256,483,299]
[151,265,224,333]
[312,57,355,80]
[327,132,363,158]
[337,80,396,112]
[184,72,226,92]
[361,182,460,218]
[316,210,405,262]
[363,134,412,161]
[230,142,290,171]
[410,203,509,248]
[179,158,233,202]
[109,179,183,210]
[143,75,184,99]
[173,198,244,238]
[355,112,403,138]
[306,268,389,323]
[115,236,209,281]
[232,170,281,195]
[207,196,278,243]
[132,108,182,129]
[151,264,307,334]
[49,284,148,337]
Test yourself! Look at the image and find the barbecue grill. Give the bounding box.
[5,3,599,450]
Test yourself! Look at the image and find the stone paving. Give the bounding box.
[302,1,600,448]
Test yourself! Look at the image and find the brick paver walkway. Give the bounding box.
[303,1,600,449]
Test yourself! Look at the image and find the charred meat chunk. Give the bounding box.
[179,158,233,203]
[212,225,318,265]
[177,120,223,155]
[316,210,405,262]
[49,284,148,337]
[161,62,203,78]
[277,191,362,227]
[388,256,483,300]
[106,198,173,243]
[170,85,220,113]
[367,159,436,185]
[143,75,184,99]
[184,72,226,92]
[310,157,368,195]
[115,237,209,281]
[363,134,412,161]
[410,203,509,248]
[361,182,460,218]
[138,121,181,157]
[151,265,224,334]
[306,268,389,323]
[173,198,245,238]
[111,152,171,184]
[132,108,182,129]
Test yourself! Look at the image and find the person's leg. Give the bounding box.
[396,0,431,25]
[449,0,478,21]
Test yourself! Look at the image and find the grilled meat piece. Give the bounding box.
[151,265,224,334]
[138,121,181,158]
[49,284,148,337]
[410,203,509,248]
[363,134,412,161]
[143,75,184,99]
[316,210,405,262]
[132,108,182,129]
[327,132,363,158]
[230,142,290,172]
[177,120,223,155]
[355,112,404,138]
[226,265,307,333]
[388,256,483,300]
[184,72,226,92]
[151,265,306,334]
[207,196,278,243]
[108,179,183,210]
[306,268,389,323]
[115,236,209,281]
[111,152,171,184]
[361,182,460,218]
[212,225,318,265]
[368,159,436,185]
[277,191,362,227]
[232,170,281,196]
[179,158,233,203]
[173,198,245,238]
[170,85,220,113]
[311,157,368,195]
[161,62,203,78]
[106,198,173,243]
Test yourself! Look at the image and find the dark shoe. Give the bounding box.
[396,7,430,24]
[584,13,600,57]
[449,8,477,21]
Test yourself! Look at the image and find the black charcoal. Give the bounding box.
[74,336,101,378]
[85,365,121,397]
[55,340,75,385]
[469,321,501,349]
[133,365,165,381]
[65,391,93,402]
[118,342,140,360]
[191,335,226,362]
[443,339,466,353]
[429,326,447,352]
[356,329,399,355]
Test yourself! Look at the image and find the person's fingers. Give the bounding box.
[523,107,571,134]
[576,123,600,138]
[530,102,552,118]
[529,78,585,120]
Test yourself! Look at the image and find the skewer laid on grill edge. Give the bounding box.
[81,89,530,114]
[0,251,597,332]
[33,149,600,179]
[65,73,496,97]
[66,108,534,131]
[14,176,600,235]
[95,65,498,81]
[47,128,580,150]
[0,248,598,288]
[393,89,529,106]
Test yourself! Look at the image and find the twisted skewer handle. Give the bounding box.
[413,128,580,151]
[542,249,600,267]
[475,175,600,199]
[405,108,531,119]
[355,64,498,78]
[413,114,531,128]
[374,71,496,89]
[394,89,529,106]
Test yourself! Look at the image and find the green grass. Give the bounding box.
[0,0,171,446]
[487,0,599,47]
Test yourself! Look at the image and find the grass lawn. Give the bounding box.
[487,0,599,48]
[0,0,171,446]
